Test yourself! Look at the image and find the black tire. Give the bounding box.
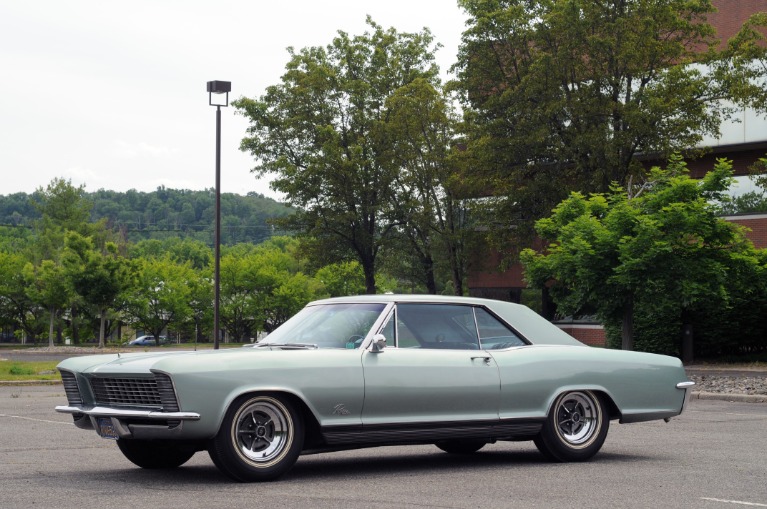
[534,390,609,462]
[435,439,487,454]
[208,394,304,482]
[117,439,196,469]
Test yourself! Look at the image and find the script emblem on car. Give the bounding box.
[332,404,350,416]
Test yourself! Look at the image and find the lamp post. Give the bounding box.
[207,80,231,350]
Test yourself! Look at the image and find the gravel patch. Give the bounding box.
[688,374,767,396]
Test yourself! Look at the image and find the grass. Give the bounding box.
[0,360,60,381]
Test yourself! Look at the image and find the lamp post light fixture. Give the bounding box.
[207,80,231,350]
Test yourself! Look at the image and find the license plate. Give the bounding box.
[97,417,119,440]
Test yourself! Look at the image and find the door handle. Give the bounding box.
[471,356,492,364]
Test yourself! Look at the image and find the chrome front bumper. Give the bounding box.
[55,405,200,439]
[55,405,200,421]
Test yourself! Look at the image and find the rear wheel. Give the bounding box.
[435,439,487,454]
[208,394,304,482]
[117,439,196,469]
[534,390,608,462]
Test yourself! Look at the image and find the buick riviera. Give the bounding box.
[55,295,694,482]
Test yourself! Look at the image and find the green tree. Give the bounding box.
[384,78,471,294]
[0,252,44,342]
[30,178,100,262]
[63,232,132,348]
[263,271,325,332]
[315,261,367,297]
[23,260,73,348]
[235,18,442,293]
[219,253,263,341]
[454,0,767,250]
[521,156,764,360]
[220,238,326,336]
[130,237,212,269]
[121,258,194,342]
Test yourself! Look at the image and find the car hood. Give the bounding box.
[57,349,245,375]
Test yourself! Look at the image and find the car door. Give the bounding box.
[361,303,501,425]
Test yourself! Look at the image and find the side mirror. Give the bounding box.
[371,334,387,353]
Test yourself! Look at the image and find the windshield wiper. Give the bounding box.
[252,342,319,350]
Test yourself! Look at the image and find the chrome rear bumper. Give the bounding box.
[676,381,696,413]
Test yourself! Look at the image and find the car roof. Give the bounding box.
[309,294,583,347]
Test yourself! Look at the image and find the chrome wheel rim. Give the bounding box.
[555,391,600,447]
[233,398,292,466]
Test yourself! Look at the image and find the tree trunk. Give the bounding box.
[621,299,634,351]
[48,306,55,348]
[448,243,463,296]
[681,324,694,363]
[541,287,557,321]
[361,257,376,294]
[99,308,106,348]
[422,255,437,294]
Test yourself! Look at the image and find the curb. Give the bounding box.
[0,380,61,386]
[691,391,767,403]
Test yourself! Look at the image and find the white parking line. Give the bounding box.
[0,413,73,425]
[702,498,767,507]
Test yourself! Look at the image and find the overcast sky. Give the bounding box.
[0,1,468,199]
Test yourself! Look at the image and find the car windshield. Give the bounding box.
[259,303,386,349]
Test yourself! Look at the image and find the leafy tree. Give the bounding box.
[263,271,325,332]
[235,18,442,293]
[0,225,32,254]
[129,237,212,269]
[2,184,292,249]
[30,178,101,262]
[315,261,367,297]
[521,156,764,360]
[220,238,327,337]
[121,258,195,342]
[63,232,132,348]
[182,269,213,344]
[23,260,72,348]
[0,252,45,342]
[717,190,767,215]
[712,12,767,114]
[717,156,767,214]
[454,0,767,252]
[383,78,471,294]
[219,253,263,341]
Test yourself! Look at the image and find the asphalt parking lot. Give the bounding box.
[1,385,765,509]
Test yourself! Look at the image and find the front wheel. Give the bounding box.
[534,390,609,462]
[208,394,304,482]
[117,439,196,469]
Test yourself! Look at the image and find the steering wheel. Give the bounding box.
[347,335,365,348]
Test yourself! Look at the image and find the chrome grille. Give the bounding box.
[154,372,180,412]
[59,370,83,406]
[90,377,162,408]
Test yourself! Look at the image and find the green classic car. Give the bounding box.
[55,295,694,482]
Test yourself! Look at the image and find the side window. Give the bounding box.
[378,311,395,346]
[396,304,480,349]
[475,307,525,349]
[395,316,421,348]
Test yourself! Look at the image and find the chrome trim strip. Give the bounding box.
[677,381,696,413]
[55,405,200,421]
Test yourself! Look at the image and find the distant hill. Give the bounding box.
[0,187,294,246]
